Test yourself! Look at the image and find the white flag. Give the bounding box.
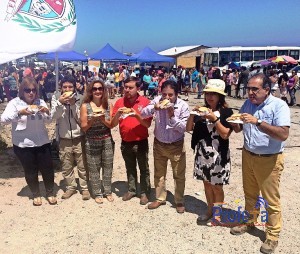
[0,0,77,64]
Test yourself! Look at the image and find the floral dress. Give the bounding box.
[192,108,233,185]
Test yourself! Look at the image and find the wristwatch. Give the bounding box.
[256,119,262,126]
[212,117,220,124]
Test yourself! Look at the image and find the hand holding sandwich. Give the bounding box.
[59,91,75,105]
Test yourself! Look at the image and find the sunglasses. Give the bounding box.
[24,88,37,93]
[92,87,103,92]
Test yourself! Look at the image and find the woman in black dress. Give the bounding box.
[186,79,234,224]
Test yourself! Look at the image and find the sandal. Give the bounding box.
[46,196,57,205]
[106,194,114,202]
[196,214,213,225]
[33,197,42,206]
[95,196,103,204]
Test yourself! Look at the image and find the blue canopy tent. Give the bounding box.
[37,51,87,61]
[89,43,130,61]
[130,47,174,63]
[37,50,88,91]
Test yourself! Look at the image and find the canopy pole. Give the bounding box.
[55,52,59,92]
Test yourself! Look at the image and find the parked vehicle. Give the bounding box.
[287,65,300,77]
[34,61,47,69]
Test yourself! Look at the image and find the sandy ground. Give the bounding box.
[0,94,300,254]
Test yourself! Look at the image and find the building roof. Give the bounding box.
[158,45,203,56]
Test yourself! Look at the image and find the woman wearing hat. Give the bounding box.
[186,79,234,225]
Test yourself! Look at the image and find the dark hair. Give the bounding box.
[158,73,164,78]
[204,93,228,109]
[124,76,141,88]
[60,74,76,88]
[161,80,178,95]
[19,77,39,102]
[83,80,108,109]
[248,73,271,91]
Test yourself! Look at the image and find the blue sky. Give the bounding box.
[73,0,300,55]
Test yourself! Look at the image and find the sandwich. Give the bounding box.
[93,108,105,116]
[28,104,39,113]
[195,106,209,114]
[226,113,242,122]
[63,91,74,97]
[159,99,170,108]
[120,107,132,114]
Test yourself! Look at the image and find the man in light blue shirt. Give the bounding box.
[230,73,290,254]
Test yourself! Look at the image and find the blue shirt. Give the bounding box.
[143,74,152,84]
[240,95,290,154]
[191,70,199,81]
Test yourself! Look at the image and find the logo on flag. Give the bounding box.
[5,0,76,32]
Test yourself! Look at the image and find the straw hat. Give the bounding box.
[203,79,227,96]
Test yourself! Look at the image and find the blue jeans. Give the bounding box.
[287,86,296,105]
[197,83,203,98]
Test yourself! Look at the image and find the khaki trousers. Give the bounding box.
[242,148,284,241]
[59,137,88,191]
[153,138,186,204]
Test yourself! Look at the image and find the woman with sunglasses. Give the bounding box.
[1,77,56,206]
[186,79,233,225]
[80,80,115,204]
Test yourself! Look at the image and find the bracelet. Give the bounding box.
[212,117,220,123]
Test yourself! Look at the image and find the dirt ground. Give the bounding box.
[0,94,300,254]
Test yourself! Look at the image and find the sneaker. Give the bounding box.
[230,223,255,235]
[61,189,77,199]
[82,190,91,200]
[260,239,278,254]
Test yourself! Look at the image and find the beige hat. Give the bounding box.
[203,79,227,96]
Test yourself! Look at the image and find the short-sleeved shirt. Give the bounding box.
[112,94,152,142]
[240,95,290,154]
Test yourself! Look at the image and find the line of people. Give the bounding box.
[0,73,290,254]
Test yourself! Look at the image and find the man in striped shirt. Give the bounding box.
[142,80,190,213]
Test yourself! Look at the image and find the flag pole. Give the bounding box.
[55,52,59,92]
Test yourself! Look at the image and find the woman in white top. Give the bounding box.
[105,70,115,99]
[0,77,55,206]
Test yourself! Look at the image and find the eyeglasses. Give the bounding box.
[246,87,263,93]
[92,87,103,92]
[24,88,37,93]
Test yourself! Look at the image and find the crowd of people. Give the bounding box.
[0,62,293,253]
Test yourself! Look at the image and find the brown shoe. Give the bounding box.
[148,200,166,209]
[230,223,255,235]
[176,203,185,213]
[122,192,136,201]
[260,239,278,254]
[140,194,149,205]
[82,190,91,200]
[61,189,77,199]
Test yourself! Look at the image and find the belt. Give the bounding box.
[154,137,183,146]
[245,149,282,157]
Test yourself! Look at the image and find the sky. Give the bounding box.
[73,0,300,56]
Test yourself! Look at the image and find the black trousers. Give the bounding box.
[13,143,54,197]
[0,85,4,102]
[121,139,151,195]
